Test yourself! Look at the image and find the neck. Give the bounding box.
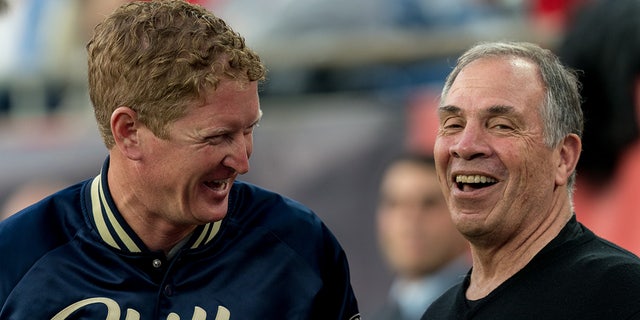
[107,153,196,254]
[466,198,573,300]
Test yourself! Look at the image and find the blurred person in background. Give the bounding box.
[558,0,640,256]
[421,41,640,319]
[373,152,469,320]
[0,1,360,319]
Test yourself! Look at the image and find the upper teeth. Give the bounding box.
[456,175,497,184]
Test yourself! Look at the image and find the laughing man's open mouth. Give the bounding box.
[204,179,229,191]
[455,175,498,191]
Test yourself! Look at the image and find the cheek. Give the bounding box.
[433,137,448,160]
[198,144,228,164]
[521,145,556,180]
[378,211,406,240]
[376,214,395,249]
[141,142,178,175]
[433,140,450,180]
[419,210,445,228]
[377,211,395,232]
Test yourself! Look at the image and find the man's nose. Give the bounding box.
[222,135,251,174]
[449,123,491,160]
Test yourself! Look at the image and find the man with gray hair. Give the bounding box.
[421,41,640,319]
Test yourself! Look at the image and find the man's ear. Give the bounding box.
[111,106,143,160]
[555,133,582,186]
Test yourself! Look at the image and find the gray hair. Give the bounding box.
[441,41,583,193]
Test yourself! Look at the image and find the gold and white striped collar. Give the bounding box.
[88,169,222,253]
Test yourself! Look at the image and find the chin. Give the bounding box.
[205,210,228,223]
[192,204,228,223]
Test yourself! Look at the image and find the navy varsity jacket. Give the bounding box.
[0,159,360,319]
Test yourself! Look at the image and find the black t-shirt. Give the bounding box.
[421,216,640,320]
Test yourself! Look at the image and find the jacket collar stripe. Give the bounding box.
[205,220,222,245]
[97,174,141,253]
[98,178,141,252]
[90,176,121,250]
[191,220,222,249]
[191,222,210,248]
[90,174,143,253]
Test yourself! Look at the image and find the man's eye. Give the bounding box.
[442,118,464,130]
[491,123,515,131]
[206,135,226,144]
[488,117,516,131]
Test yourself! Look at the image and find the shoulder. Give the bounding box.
[229,180,323,228]
[539,221,640,288]
[228,180,340,252]
[573,226,640,269]
[556,229,640,311]
[226,181,352,280]
[0,180,87,243]
[0,180,89,304]
[547,220,640,272]
[578,236,640,285]
[226,181,359,317]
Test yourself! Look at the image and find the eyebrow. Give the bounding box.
[486,105,515,115]
[439,105,462,117]
[438,104,516,117]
